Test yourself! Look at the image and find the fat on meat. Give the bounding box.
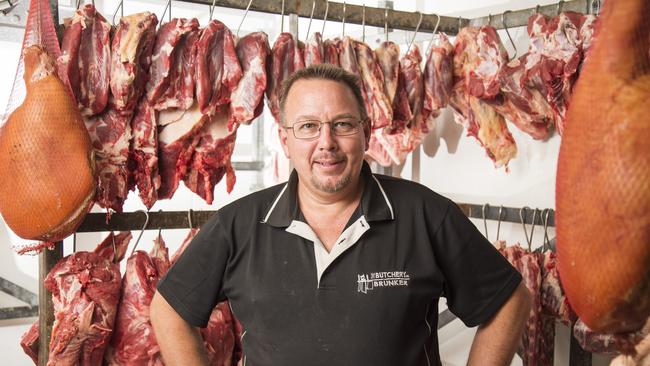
[110,12,158,113]
[323,38,340,66]
[57,4,111,116]
[230,32,270,126]
[573,318,645,356]
[130,99,160,209]
[266,32,305,123]
[196,19,243,116]
[465,26,509,99]
[105,235,170,365]
[304,32,324,67]
[354,40,393,130]
[422,33,454,127]
[20,232,131,366]
[184,108,237,204]
[375,41,400,106]
[147,17,200,111]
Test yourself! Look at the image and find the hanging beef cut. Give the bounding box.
[573,318,645,356]
[354,40,393,130]
[556,0,650,333]
[105,235,169,365]
[266,32,304,123]
[422,33,454,126]
[304,32,324,67]
[375,41,400,107]
[20,232,131,365]
[57,4,111,116]
[0,45,95,241]
[196,19,243,116]
[323,38,340,66]
[230,32,270,126]
[130,99,160,209]
[110,12,158,112]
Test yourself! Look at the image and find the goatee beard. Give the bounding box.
[311,173,352,193]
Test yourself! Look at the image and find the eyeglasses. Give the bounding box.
[285,118,365,139]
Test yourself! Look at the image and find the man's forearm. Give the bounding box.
[466,282,531,366]
[150,291,210,365]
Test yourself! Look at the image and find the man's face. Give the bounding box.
[279,79,370,196]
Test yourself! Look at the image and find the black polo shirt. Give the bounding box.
[157,162,522,366]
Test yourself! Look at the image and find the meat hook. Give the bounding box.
[535,4,541,15]
[590,0,601,15]
[321,0,329,35]
[384,6,389,42]
[159,0,172,29]
[361,4,366,43]
[482,203,490,241]
[542,208,552,251]
[520,206,533,251]
[209,0,217,21]
[557,0,565,15]
[407,11,423,52]
[496,205,504,242]
[487,13,493,27]
[342,1,346,37]
[457,16,462,33]
[112,0,124,25]
[187,209,194,229]
[502,10,518,61]
[237,0,254,38]
[131,210,150,256]
[425,13,441,55]
[305,0,316,41]
[280,0,285,33]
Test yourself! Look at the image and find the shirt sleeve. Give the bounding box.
[433,200,522,327]
[156,212,231,327]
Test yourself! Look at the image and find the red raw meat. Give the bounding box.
[130,99,160,209]
[230,32,270,126]
[573,318,644,356]
[354,40,393,130]
[375,41,400,106]
[465,26,509,100]
[540,251,576,326]
[266,32,304,123]
[303,32,324,67]
[422,33,454,127]
[323,38,340,66]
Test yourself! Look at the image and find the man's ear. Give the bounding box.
[279,126,291,158]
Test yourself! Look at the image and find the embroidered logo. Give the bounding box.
[357,271,410,294]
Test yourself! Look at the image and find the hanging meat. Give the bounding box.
[266,32,304,123]
[451,27,517,169]
[422,33,454,126]
[354,40,393,130]
[146,17,200,111]
[230,32,270,126]
[323,38,340,66]
[130,100,160,209]
[540,251,576,326]
[184,108,237,204]
[105,235,170,365]
[110,12,158,112]
[556,0,650,333]
[57,4,111,116]
[573,318,645,356]
[0,45,95,241]
[20,232,132,365]
[338,37,372,121]
[196,19,243,116]
[304,32,324,67]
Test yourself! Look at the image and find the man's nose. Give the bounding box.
[317,122,338,150]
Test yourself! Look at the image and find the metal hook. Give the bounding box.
[321,0,329,35]
[457,16,462,31]
[237,0,254,38]
[520,206,531,251]
[426,13,442,55]
[362,4,366,43]
[542,208,551,251]
[159,0,172,29]
[112,0,124,25]
[407,11,423,52]
[384,6,389,42]
[342,1,346,37]
[487,13,492,26]
[496,205,504,242]
[529,209,539,251]
[209,0,217,20]
[305,0,316,41]
[187,209,194,229]
[502,10,518,61]
[557,0,565,15]
[590,0,601,15]
[482,204,490,241]
[535,4,541,15]
[73,232,77,253]
[131,210,150,256]
[280,0,285,33]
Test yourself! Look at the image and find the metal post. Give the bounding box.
[38,242,63,365]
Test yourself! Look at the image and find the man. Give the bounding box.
[150,64,531,365]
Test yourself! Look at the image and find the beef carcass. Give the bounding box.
[0,45,95,241]
[157,101,209,199]
[323,38,340,66]
[84,101,132,212]
[146,17,200,111]
[196,19,243,116]
[110,12,158,112]
[266,32,305,123]
[338,37,371,118]
[354,40,393,130]
[422,33,454,126]
[304,32,324,67]
[105,235,169,365]
[556,0,650,333]
[400,45,425,132]
[375,41,400,106]
[184,108,237,204]
[230,32,270,126]
[57,4,111,116]
[20,232,131,365]
[130,99,160,209]
[452,27,517,169]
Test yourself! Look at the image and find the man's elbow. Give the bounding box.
[514,282,532,325]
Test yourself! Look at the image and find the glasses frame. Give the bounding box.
[284,118,367,140]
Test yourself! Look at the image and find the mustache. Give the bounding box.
[312,154,345,162]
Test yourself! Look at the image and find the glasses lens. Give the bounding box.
[292,119,362,139]
[332,119,361,136]
[294,120,321,139]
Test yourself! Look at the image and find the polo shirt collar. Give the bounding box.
[262,161,395,228]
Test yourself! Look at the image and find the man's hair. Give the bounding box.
[279,64,368,124]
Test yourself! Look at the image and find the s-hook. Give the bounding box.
[502,10,518,61]
[236,0,254,38]
[131,210,150,256]
[406,11,423,52]
[305,0,316,41]
[321,0,329,35]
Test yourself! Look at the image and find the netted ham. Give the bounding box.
[130,99,160,209]
[230,32,270,126]
[196,19,243,116]
[266,32,304,123]
[422,33,454,126]
[556,0,650,334]
[20,232,131,365]
[57,4,111,116]
[110,12,158,112]
[184,108,237,204]
[105,235,169,365]
[147,17,200,111]
[0,45,95,241]
[304,32,324,67]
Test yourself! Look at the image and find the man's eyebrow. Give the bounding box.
[293,113,359,121]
